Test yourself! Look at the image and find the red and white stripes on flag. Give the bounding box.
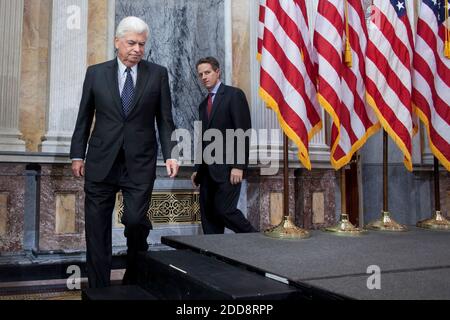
[314,0,380,169]
[259,0,322,170]
[365,0,417,171]
[413,0,450,171]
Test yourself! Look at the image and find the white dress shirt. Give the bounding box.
[117,58,137,95]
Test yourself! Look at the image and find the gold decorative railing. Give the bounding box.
[114,191,200,227]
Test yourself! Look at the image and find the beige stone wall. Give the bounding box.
[87,0,108,66]
[19,0,50,152]
[231,0,251,101]
[19,0,108,152]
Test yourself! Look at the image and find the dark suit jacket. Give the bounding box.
[195,83,252,183]
[70,59,177,184]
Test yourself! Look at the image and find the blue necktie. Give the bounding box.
[121,68,135,117]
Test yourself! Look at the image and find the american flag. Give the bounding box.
[259,0,322,169]
[413,0,450,171]
[257,0,266,61]
[314,0,380,169]
[365,0,417,171]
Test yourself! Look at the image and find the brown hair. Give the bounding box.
[196,56,220,71]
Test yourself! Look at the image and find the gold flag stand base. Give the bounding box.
[324,214,365,236]
[417,211,450,230]
[365,211,407,232]
[264,216,310,240]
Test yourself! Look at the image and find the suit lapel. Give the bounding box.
[199,98,208,131]
[207,83,225,128]
[104,60,124,117]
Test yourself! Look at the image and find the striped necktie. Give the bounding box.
[121,67,135,117]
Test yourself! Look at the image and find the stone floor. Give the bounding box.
[0,270,127,300]
[0,244,173,300]
[0,290,82,300]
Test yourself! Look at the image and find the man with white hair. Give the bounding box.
[70,16,179,288]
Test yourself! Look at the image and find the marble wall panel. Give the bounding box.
[55,193,77,234]
[247,168,296,231]
[0,193,8,236]
[0,164,25,252]
[312,192,325,225]
[439,171,450,218]
[295,169,337,230]
[269,192,283,226]
[116,0,225,138]
[39,164,85,251]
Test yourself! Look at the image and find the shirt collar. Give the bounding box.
[117,58,138,75]
[209,81,222,96]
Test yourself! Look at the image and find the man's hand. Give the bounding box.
[230,168,243,185]
[72,160,85,178]
[191,172,199,188]
[166,159,179,178]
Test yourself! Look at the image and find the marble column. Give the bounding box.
[0,0,26,152]
[41,0,88,153]
[87,0,109,66]
[19,0,51,152]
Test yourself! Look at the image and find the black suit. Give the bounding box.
[70,59,176,287]
[195,83,256,234]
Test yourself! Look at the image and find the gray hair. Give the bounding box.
[115,16,149,38]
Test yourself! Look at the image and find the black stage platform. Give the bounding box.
[82,285,157,300]
[161,228,450,300]
[136,250,302,300]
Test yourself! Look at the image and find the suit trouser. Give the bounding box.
[199,171,256,234]
[84,150,154,288]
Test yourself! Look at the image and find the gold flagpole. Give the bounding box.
[325,164,365,235]
[366,131,407,231]
[324,0,364,236]
[264,134,310,239]
[417,157,450,230]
